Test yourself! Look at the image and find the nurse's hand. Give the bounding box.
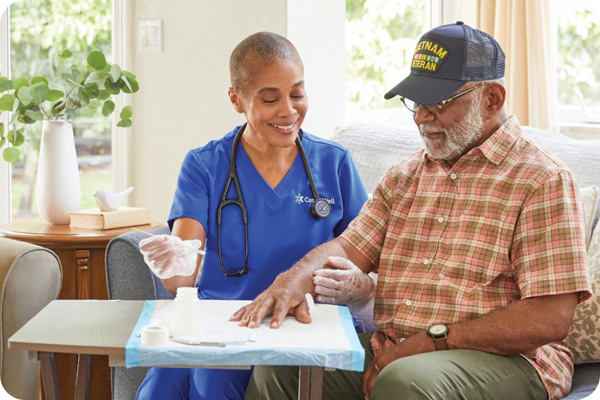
[313,256,375,312]
[229,271,313,329]
[139,235,203,279]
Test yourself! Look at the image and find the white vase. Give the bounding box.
[36,120,81,224]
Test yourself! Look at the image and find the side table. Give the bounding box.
[0,218,163,400]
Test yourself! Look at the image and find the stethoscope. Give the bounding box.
[216,123,331,277]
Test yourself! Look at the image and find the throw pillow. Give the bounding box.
[580,185,599,250]
[566,224,600,364]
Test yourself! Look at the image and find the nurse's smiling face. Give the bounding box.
[229,57,308,150]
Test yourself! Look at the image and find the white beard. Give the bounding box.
[419,94,484,161]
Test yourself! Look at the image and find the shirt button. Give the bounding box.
[423,258,430,265]
[450,173,457,180]
[437,216,444,223]
[405,299,412,306]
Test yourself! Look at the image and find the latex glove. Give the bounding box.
[313,256,375,312]
[139,235,203,279]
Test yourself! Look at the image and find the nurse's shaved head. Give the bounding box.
[230,32,303,94]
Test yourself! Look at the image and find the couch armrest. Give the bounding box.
[0,237,62,400]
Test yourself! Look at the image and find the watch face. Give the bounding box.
[429,324,447,335]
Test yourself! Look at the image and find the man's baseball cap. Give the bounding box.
[384,21,505,105]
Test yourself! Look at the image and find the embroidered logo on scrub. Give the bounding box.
[411,39,450,73]
[295,193,335,206]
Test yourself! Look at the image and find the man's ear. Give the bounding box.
[483,82,506,118]
[229,87,244,114]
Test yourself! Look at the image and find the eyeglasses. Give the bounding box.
[400,82,489,116]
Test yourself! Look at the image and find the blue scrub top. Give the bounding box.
[168,125,367,300]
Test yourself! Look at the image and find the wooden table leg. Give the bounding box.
[39,352,61,400]
[298,366,323,400]
[74,354,91,400]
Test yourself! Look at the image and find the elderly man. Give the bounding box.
[232,22,591,400]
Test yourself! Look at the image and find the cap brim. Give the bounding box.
[384,74,465,105]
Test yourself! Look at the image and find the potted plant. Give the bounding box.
[0,49,139,224]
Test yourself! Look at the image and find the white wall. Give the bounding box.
[130,0,345,223]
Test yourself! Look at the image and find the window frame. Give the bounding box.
[0,0,132,224]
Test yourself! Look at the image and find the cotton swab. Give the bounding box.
[132,228,206,255]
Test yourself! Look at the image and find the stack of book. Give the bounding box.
[70,207,151,230]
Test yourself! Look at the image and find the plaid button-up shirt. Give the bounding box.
[341,116,591,400]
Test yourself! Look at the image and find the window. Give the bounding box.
[7,0,112,220]
[344,0,436,126]
[557,0,600,125]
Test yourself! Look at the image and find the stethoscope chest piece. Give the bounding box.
[310,198,331,219]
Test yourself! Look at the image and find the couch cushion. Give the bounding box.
[522,127,600,231]
[567,225,600,364]
[581,186,599,250]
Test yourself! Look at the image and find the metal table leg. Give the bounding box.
[74,354,91,400]
[39,352,61,400]
[299,366,323,400]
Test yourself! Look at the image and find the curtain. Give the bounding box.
[477,0,558,130]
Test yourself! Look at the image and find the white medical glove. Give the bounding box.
[139,235,203,280]
[312,256,376,312]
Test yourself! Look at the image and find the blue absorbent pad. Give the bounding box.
[125,300,364,371]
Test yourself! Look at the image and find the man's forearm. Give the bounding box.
[277,237,353,295]
[447,293,578,355]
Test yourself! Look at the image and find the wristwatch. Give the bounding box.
[427,323,449,351]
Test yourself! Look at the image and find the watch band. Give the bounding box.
[432,335,448,351]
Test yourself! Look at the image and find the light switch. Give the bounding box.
[139,20,163,53]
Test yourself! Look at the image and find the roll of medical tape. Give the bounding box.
[141,325,169,346]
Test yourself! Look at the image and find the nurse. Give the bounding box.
[135,32,368,400]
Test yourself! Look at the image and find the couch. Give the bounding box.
[105,121,600,399]
[0,237,62,400]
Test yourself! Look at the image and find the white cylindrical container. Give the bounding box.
[173,287,201,336]
[36,120,81,224]
[141,325,169,346]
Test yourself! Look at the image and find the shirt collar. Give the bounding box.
[477,115,521,165]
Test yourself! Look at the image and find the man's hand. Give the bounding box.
[229,272,313,329]
[313,256,375,311]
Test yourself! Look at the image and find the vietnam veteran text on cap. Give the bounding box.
[384,21,505,106]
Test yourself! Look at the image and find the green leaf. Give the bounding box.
[104,77,122,94]
[13,77,30,91]
[0,122,4,137]
[51,101,66,116]
[84,71,99,86]
[0,138,5,149]
[77,87,90,105]
[117,118,132,128]
[121,72,139,93]
[3,146,19,163]
[31,76,49,85]
[59,50,72,58]
[14,130,25,146]
[84,83,99,98]
[0,79,13,92]
[0,94,15,111]
[47,90,64,102]
[30,82,49,103]
[83,106,97,118]
[97,89,111,100]
[25,109,44,121]
[109,64,121,82]
[102,100,115,116]
[17,86,32,106]
[120,105,133,120]
[87,50,107,70]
